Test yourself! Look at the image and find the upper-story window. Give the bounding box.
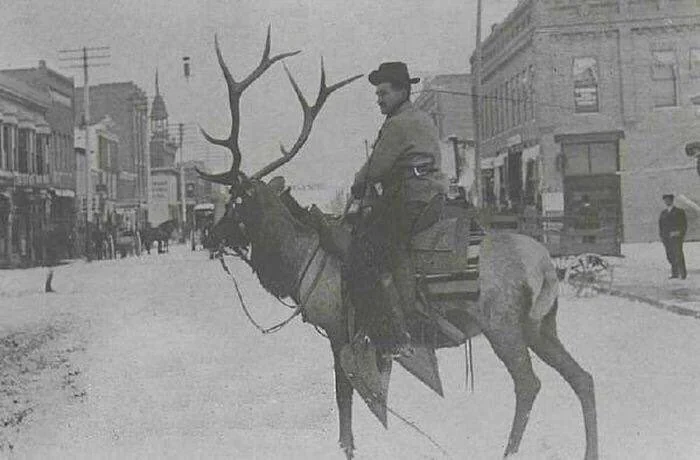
[689,48,700,78]
[573,57,599,113]
[2,125,12,171]
[98,135,110,170]
[17,128,31,173]
[651,50,677,108]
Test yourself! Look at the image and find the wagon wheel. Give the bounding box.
[564,253,613,297]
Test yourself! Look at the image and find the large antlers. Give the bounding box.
[198,26,300,184]
[251,60,363,179]
[198,27,362,184]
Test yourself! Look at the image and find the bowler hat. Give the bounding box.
[662,193,674,200]
[368,62,420,86]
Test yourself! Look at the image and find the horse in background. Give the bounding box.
[143,219,178,254]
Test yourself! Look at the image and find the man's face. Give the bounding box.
[375,82,406,115]
[664,197,674,207]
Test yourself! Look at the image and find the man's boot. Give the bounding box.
[379,272,413,357]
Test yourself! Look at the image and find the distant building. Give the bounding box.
[472,0,700,245]
[1,60,78,263]
[75,81,149,230]
[74,116,120,227]
[148,71,181,227]
[414,74,476,201]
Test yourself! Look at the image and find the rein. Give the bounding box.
[216,240,329,334]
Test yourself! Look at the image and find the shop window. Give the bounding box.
[589,142,617,174]
[563,141,618,176]
[573,57,599,113]
[651,50,677,108]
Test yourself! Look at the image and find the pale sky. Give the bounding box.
[1,0,518,189]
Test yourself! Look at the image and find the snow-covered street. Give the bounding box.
[2,244,700,459]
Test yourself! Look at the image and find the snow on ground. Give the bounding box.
[606,241,700,312]
[1,245,700,459]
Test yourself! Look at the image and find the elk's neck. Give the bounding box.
[248,210,318,300]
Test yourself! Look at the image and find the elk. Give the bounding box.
[198,28,598,460]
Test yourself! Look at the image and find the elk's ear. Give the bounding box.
[268,176,286,194]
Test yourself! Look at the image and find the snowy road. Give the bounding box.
[2,245,700,459]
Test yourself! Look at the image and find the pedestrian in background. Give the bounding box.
[658,193,687,279]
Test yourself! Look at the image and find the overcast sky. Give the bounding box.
[1,0,518,188]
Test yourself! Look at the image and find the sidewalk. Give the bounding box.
[602,241,700,318]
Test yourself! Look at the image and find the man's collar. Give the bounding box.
[387,100,412,118]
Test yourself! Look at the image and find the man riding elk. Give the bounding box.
[347,62,447,356]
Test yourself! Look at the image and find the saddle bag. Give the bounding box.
[411,215,483,301]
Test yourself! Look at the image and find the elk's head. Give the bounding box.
[198,27,362,255]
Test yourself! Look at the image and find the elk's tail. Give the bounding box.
[528,258,559,322]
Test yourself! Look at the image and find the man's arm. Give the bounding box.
[353,120,405,189]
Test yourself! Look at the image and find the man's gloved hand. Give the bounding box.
[351,181,365,199]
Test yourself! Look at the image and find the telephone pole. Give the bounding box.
[178,122,186,234]
[473,0,483,208]
[59,46,110,260]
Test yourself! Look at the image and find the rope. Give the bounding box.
[217,240,330,335]
[346,356,451,458]
[218,254,301,334]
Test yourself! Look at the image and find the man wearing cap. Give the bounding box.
[347,61,447,355]
[659,194,687,279]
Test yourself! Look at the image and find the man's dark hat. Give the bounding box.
[368,62,420,86]
[663,193,675,200]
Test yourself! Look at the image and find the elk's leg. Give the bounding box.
[526,304,598,460]
[332,342,355,459]
[483,325,541,457]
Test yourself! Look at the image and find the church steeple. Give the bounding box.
[150,69,168,135]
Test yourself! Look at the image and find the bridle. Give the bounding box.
[214,199,330,335]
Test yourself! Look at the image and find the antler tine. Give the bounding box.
[200,28,300,184]
[251,60,363,179]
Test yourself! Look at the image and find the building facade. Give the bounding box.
[414,74,476,201]
[75,81,149,231]
[1,60,78,264]
[0,73,54,267]
[472,0,700,244]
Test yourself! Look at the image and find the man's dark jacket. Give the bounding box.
[659,206,687,240]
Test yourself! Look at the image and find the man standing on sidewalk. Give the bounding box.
[659,194,688,279]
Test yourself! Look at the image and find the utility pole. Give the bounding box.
[473,0,483,208]
[178,122,186,236]
[59,46,110,260]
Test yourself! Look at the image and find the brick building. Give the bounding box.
[1,60,78,263]
[472,0,700,245]
[414,74,476,200]
[75,81,149,230]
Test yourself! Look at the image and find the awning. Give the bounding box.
[0,102,18,125]
[522,145,541,162]
[481,156,495,169]
[494,151,507,167]
[54,189,75,198]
